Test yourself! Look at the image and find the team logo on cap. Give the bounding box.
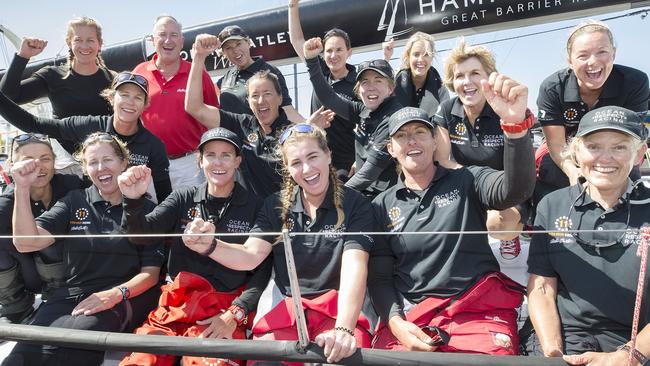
[455,124,466,136]
[187,207,201,220]
[247,132,258,144]
[563,108,579,122]
[74,208,89,221]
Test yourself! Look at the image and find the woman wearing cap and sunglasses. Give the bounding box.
[0,17,115,176]
[183,124,375,365]
[5,132,163,366]
[186,35,333,198]
[536,20,649,200]
[0,72,172,203]
[288,0,358,179]
[522,106,650,365]
[216,25,305,124]
[303,37,403,198]
[116,127,271,366]
[0,134,83,324]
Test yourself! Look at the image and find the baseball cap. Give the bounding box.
[576,106,648,140]
[356,59,394,82]
[198,127,242,155]
[218,25,249,47]
[389,107,435,136]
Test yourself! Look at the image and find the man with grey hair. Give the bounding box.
[133,15,219,191]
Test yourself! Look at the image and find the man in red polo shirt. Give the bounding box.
[133,15,219,190]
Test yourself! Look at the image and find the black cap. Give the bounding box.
[356,59,394,81]
[389,107,434,136]
[576,106,648,140]
[218,25,249,47]
[198,127,242,155]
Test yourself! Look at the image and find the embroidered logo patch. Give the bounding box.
[74,208,89,221]
[247,132,259,144]
[563,108,579,122]
[455,123,466,136]
[187,207,201,220]
[490,331,513,350]
[387,206,404,231]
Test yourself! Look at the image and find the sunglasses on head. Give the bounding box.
[218,27,246,42]
[278,124,315,145]
[115,72,148,90]
[358,59,390,70]
[9,133,51,162]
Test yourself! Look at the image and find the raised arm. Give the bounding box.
[304,37,360,122]
[287,0,306,61]
[185,34,221,128]
[11,159,55,252]
[0,38,50,104]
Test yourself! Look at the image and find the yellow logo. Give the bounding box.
[455,124,466,136]
[247,132,259,144]
[563,108,579,121]
[74,208,89,221]
[187,207,201,220]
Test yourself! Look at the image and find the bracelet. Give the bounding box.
[618,344,650,366]
[116,286,130,302]
[334,326,355,337]
[200,238,218,256]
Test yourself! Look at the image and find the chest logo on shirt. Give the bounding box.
[549,215,573,243]
[432,189,460,208]
[285,217,295,232]
[247,133,259,145]
[454,124,467,136]
[187,207,201,220]
[74,208,89,221]
[563,108,579,122]
[387,206,404,232]
[226,220,252,233]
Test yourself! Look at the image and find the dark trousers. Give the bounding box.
[2,285,160,366]
[519,318,629,355]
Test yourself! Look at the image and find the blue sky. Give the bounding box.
[0,1,648,115]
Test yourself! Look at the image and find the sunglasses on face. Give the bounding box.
[278,124,315,145]
[115,72,148,90]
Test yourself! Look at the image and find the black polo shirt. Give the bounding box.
[434,97,505,170]
[0,91,172,201]
[369,135,535,321]
[0,174,83,247]
[123,182,269,314]
[306,57,402,196]
[310,57,357,171]
[219,109,290,198]
[528,181,650,332]
[537,65,649,137]
[250,185,375,297]
[217,56,293,116]
[394,66,448,118]
[35,186,164,298]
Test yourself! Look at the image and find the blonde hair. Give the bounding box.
[63,16,108,79]
[401,31,436,70]
[443,38,497,91]
[566,20,615,56]
[274,125,345,238]
[73,132,129,174]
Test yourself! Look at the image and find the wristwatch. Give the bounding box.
[228,304,247,326]
[117,286,130,302]
[500,108,535,134]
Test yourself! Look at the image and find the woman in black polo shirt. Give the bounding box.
[0,71,171,203]
[524,106,650,365]
[536,20,649,195]
[183,124,375,365]
[303,37,403,197]
[382,32,449,117]
[0,135,82,323]
[117,127,270,366]
[288,0,357,178]
[0,17,115,176]
[433,39,529,260]
[6,133,163,366]
[186,35,333,198]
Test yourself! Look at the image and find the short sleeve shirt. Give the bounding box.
[219,110,290,198]
[528,182,650,331]
[537,65,649,137]
[434,97,505,170]
[217,56,292,116]
[36,186,164,297]
[250,185,375,297]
